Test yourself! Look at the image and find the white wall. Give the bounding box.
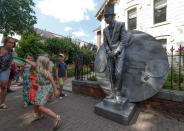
[99,0,184,54]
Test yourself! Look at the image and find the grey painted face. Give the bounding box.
[104,14,114,24]
[95,30,169,102]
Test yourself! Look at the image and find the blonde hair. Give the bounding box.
[44,53,50,58]
[36,56,50,78]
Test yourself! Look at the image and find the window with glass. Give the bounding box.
[128,8,137,30]
[154,0,167,24]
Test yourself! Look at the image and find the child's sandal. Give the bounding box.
[53,115,62,131]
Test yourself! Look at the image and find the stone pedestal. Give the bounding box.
[95,97,136,124]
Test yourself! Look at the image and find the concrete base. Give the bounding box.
[95,97,136,125]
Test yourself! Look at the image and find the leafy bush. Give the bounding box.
[88,75,97,81]
[15,34,45,58]
[15,34,96,65]
[80,48,95,65]
[67,69,75,77]
[163,70,184,90]
[44,38,80,64]
[67,64,75,77]
[83,66,91,74]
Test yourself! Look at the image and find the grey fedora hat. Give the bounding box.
[104,4,115,15]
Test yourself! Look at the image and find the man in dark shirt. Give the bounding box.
[56,53,67,99]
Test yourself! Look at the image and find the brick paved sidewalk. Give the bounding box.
[0,85,184,131]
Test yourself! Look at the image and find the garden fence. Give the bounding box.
[166,45,184,90]
[74,53,96,81]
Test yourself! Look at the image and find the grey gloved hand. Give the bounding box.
[108,51,116,59]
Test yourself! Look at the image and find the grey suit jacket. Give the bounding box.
[103,21,126,56]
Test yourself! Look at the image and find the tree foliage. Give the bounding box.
[0,0,37,35]
[15,33,95,64]
[16,35,81,63]
[15,34,45,59]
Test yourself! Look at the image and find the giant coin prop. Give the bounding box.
[95,30,169,102]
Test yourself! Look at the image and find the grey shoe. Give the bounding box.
[106,93,115,99]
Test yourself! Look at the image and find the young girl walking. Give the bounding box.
[28,65,42,120]
[34,56,61,130]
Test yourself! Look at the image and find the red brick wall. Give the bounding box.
[72,85,107,99]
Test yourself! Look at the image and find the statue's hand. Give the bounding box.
[114,50,121,57]
[108,51,116,59]
[113,42,126,56]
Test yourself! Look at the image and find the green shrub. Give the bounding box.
[163,70,184,90]
[83,66,91,74]
[88,75,97,81]
[80,48,95,65]
[67,68,75,77]
[44,38,80,64]
[163,80,171,89]
[15,34,45,58]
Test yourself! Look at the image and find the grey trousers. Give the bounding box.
[108,48,125,92]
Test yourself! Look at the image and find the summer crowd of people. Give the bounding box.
[0,37,68,130]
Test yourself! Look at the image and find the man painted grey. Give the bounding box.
[103,4,127,101]
[94,3,169,124]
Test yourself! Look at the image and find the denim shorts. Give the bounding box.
[0,69,10,82]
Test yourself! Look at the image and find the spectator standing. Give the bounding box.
[0,37,17,109]
[21,53,36,108]
[56,53,67,100]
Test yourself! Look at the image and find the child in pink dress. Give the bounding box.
[29,66,38,102]
[28,65,42,120]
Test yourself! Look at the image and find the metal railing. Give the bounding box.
[167,45,184,90]
[74,53,95,81]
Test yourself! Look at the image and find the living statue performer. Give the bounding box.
[103,4,126,102]
[94,3,169,124]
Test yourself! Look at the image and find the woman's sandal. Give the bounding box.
[0,104,8,109]
[53,115,62,131]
